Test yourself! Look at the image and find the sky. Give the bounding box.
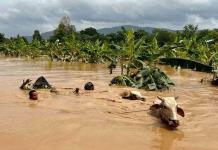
[0,0,218,37]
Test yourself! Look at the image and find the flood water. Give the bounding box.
[0,56,218,150]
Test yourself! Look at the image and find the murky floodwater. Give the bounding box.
[0,56,217,150]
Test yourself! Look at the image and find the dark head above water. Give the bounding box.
[74,88,80,94]
[29,90,38,100]
[150,96,185,129]
[84,82,94,90]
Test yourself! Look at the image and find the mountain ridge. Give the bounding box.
[97,25,175,35]
[25,25,175,42]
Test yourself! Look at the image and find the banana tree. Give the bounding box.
[110,60,174,90]
[114,28,145,75]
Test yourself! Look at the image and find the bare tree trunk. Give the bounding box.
[120,58,124,75]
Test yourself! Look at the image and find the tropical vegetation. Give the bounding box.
[0,16,218,90]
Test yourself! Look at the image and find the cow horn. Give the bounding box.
[157,96,164,101]
[175,96,179,100]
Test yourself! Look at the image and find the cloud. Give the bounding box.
[0,0,218,37]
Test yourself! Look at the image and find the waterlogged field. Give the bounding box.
[0,56,218,150]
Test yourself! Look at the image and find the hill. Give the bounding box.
[25,30,54,42]
[97,25,174,35]
[25,25,175,42]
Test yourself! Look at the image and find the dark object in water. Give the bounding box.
[20,79,32,90]
[33,76,52,89]
[108,61,117,74]
[50,87,59,94]
[160,58,213,72]
[84,82,94,90]
[29,90,38,100]
[211,71,218,86]
[110,63,174,91]
[121,90,146,101]
[110,76,137,88]
[212,79,218,85]
[73,88,80,94]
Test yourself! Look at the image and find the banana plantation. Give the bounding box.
[0,18,218,90]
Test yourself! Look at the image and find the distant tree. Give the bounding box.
[79,27,104,42]
[197,29,209,40]
[153,29,177,46]
[182,24,198,39]
[32,30,42,42]
[80,27,98,36]
[15,34,28,44]
[106,33,117,43]
[22,36,29,44]
[50,16,76,42]
[60,16,76,32]
[0,33,5,43]
[20,36,28,44]
[116,30,126,43]
[134,30,149,40]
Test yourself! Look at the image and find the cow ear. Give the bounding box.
[175,96,179,100]
[177,106,185,117]
[150,104,161,110]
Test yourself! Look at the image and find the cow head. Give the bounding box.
[20,79,33,90]
[150,96,185,128]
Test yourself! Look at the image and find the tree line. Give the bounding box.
[0,16,218,66]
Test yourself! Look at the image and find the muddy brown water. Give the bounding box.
[0,56,218,150]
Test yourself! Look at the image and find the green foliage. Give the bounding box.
[50,16,76,42]
[134,30,149,41]
[79,27,104,42]
[182,24,198,40]
[0,33,5,43]
[111,60,174,90]
[105,30,125,44]
[0,21,218,68]
[80,27,98,36]
[32,30,42,42]
[1,21,218,91]
[113,28,145,74]
[153,29,177,46]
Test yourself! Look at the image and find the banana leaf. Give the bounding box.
[160,57,213,72]
[110,76,137,87]
[110,59,174,90]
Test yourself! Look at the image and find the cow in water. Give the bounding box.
[20,76,52,90]
[121,90,146,101]
[150,96,185,129]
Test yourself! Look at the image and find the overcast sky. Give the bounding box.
[0,0,218,37]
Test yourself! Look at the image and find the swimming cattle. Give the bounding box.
[150,96,185,129]
[121,90,146,101]
[20,76,52,90]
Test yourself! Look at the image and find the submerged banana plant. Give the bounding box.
[110,60,174,90]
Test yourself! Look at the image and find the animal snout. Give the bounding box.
[168,119,180,128]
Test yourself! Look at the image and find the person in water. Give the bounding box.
[84,82,94,90]
[50,87,81,95]
[73,88,80,94]
[20,76,51,100]
[29,90,38,100]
